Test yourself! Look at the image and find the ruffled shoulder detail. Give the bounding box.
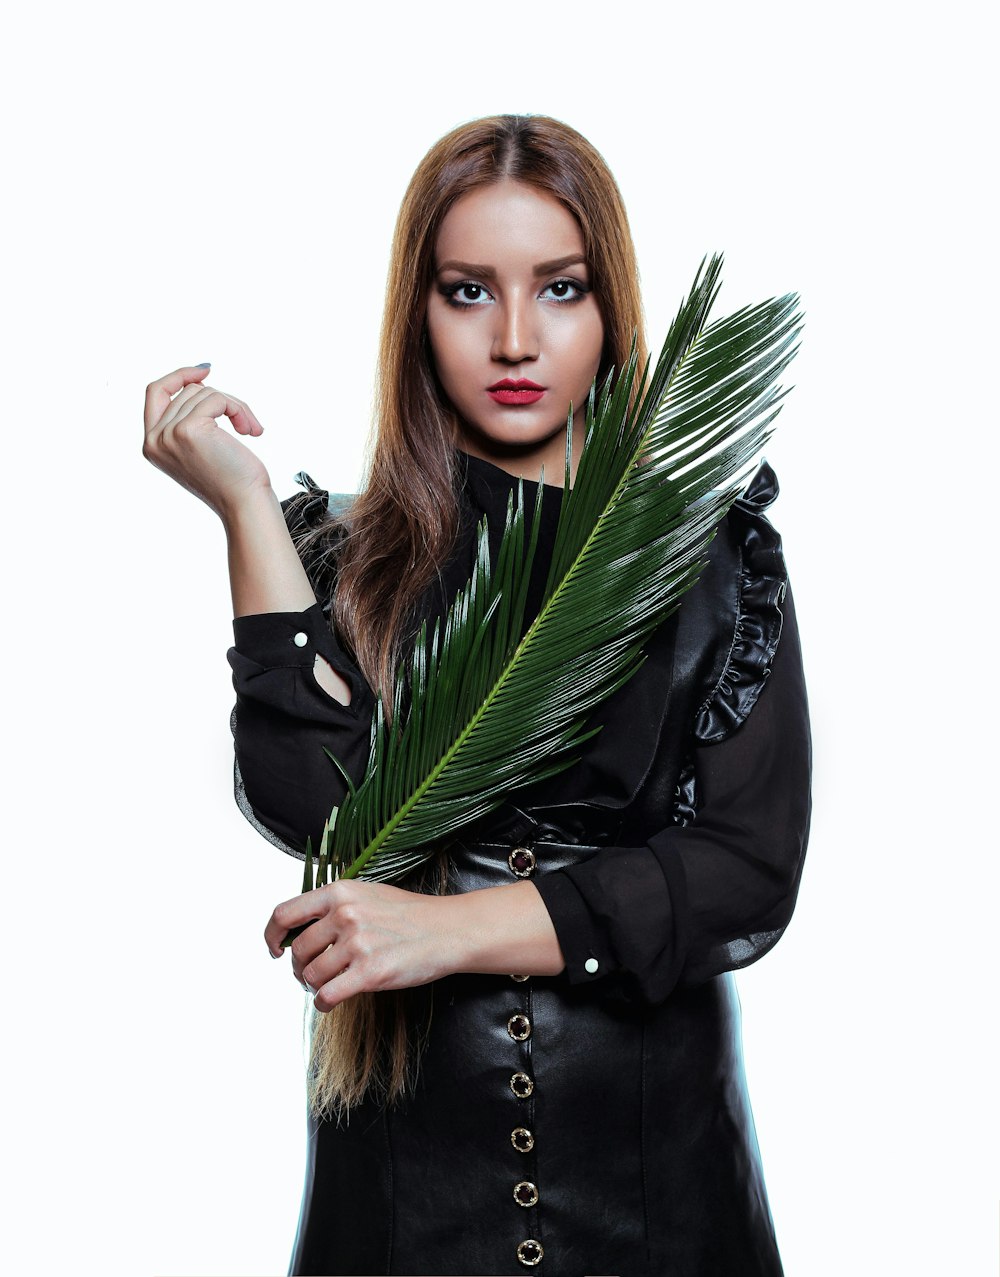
[279,471,357,608]
[282,470,356,530]
[693,460,788,744]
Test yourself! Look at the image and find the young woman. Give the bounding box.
[143,115,811,1277]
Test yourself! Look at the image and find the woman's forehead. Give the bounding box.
[434,180,586,273]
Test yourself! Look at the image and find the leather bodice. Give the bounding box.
[290,830,783,1277]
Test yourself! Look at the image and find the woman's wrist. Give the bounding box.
[438,881,565,979]
[218,480,281,534]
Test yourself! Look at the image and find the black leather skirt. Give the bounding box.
[290,829,783,1277]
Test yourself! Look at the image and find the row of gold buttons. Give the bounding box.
[508,845,543,1268]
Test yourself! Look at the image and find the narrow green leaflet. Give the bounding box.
[306,254,802,886]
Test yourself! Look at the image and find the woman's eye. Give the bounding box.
[444,282,493,307]
[541,278,587,302]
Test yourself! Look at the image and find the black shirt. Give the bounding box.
[228,452,812,1005]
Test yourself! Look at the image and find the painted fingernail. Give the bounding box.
[196,361,211,368]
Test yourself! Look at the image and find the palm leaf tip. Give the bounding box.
[314,254,802,884]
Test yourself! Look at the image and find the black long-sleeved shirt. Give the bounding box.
[228,452,811,1006]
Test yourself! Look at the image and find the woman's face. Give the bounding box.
[425,179,605,484]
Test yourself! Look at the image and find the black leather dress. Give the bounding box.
[228,453,812,1277]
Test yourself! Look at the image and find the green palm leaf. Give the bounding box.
[310,253,802,886]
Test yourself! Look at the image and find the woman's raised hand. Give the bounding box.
[143,364,271,523]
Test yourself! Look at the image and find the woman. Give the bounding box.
[143,115,811,1276]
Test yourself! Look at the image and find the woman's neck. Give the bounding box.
[454,429,581,489]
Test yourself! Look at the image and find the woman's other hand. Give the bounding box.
[265,879,565,1010]
[143,364,271,522]
[266,882,455,1009]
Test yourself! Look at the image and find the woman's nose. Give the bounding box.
[491,299,539,364]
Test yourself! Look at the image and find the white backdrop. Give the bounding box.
[2,2,996,1274]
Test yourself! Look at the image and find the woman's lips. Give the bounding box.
[487,378,546,406]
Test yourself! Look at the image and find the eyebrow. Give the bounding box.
[436,254,589,278]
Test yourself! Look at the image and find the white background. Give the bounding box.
[2,1,996,1274]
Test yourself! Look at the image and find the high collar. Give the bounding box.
[457,450,568,520]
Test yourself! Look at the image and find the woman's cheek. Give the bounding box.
[431,318,477,393]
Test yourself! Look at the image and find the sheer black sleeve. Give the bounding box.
[532,586,811,1006]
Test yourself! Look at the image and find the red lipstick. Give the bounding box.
[487,378,545,406]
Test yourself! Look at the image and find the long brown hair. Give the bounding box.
[302,114,648,1117]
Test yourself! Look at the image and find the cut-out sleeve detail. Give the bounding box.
[694,460,788,744]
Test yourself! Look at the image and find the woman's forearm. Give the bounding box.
[224,487,317,617]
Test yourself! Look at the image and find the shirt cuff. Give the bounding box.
[230,602,371,710]
[231,601,349,667]
[533,844,687,1004]
[532,870,616,986]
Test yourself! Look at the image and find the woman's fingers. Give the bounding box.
[157,389,262,449]
[265,887,357,997]
[143,364,212,438]
[297,941,353,996]
[159,385,263,438]
[266,882,452,1010]
[229,394,263,436]
[143,366,264,469]
[265,886,334,956]
[264,883,391,1002]
[292,944,340,992]
[312,964,367,1012]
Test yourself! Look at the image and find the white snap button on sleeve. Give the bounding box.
[584,957,599,974]
[293,632,308,648]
